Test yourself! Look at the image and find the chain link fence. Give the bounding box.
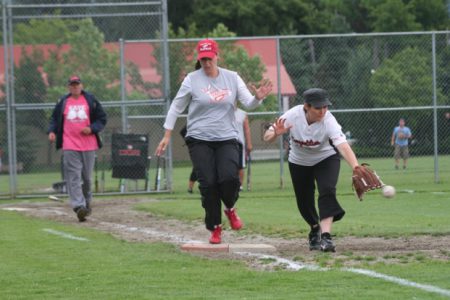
[0,1,449,198]
[0,0,170,198]
[164,33,450,188]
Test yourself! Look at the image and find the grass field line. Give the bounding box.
[240,253,450,298]
[42,228,89,241]
[95,220,203,244]
[238,252,326,271]
[343,268,450,297]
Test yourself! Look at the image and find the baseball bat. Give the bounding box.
[154,156,161,191]
[161,156,166,190]
[145,156,151,191]
[246,153,252,191]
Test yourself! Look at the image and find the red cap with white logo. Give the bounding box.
[196,39,218,60]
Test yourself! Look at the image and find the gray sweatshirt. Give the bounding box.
[163,67,261,141]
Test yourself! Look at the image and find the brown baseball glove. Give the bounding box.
[352,163,383,200]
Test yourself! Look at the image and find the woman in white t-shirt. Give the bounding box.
[264,88,360,252]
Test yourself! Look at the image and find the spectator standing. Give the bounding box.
[48,76,107,222]
[391,118,412,170]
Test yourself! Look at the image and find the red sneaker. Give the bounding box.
[209,225,222,244]
[224,208,243,230]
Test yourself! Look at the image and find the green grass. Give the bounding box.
[1,155,450,299]
[1,211,449,300]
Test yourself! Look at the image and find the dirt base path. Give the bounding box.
[2,198,450,269]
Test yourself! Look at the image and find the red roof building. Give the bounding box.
[0,39,296,101]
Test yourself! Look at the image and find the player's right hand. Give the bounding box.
[273,118,292,136]
[48,132,56,143]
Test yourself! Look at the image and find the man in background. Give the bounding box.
[48,75,107,222]
[391,118,412,170]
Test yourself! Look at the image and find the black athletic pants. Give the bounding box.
[186,137,241,231]
[288,153,345,229]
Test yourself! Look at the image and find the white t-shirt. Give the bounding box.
[235,108,247,145]
[281,105,347,166]
[164,67,261,141]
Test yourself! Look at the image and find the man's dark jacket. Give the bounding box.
[48,90,107,150]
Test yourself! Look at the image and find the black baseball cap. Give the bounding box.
[303,88,332,108]
[68,75,82,84]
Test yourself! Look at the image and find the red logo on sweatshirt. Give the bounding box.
[202,84,231,103]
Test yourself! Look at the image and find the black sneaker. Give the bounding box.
[75,206,88,222]
[320,233,336,252]
[308,226,321,251]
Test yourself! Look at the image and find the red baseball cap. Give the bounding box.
[196,39,218,60]
[68,75,82,84]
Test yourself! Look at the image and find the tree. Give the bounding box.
[280,38,316,105]
[369,47,440,107]
[13,17,122,102]
[341,45,374,108]
[365,0,422,32]
[322,0,371,32]
[14,17,78,45]
[180,0,329,36]
[409,0,449,30]
[437,37,450,101]
[14,48,47,128]
[168,0,449,36]
[43,18,121,102]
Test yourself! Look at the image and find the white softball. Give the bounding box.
[382,185,396,198]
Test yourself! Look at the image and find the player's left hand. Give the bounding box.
[352,163,383,200]
[249,79,273,100]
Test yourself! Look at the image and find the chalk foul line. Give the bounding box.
[42,228,89,241]
[240,253,450,298]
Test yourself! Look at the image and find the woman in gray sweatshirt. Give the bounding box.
[155,38,272,244]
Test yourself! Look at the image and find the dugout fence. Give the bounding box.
[0,1,449,198]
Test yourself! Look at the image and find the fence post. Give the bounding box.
[431,32,439,183]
